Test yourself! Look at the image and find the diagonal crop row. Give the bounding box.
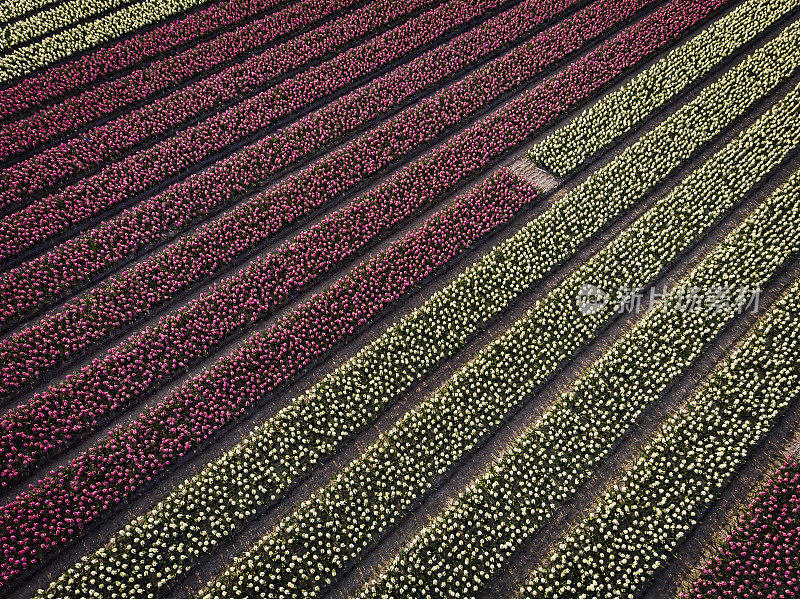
[0,0,517,260]
[519,264,800,599]
[0,0,142,52]
[528,0,800,177]
[0,0,374,164]
[0,0,221,82]
[682,455,800,599]
[358,162,800,599]
[0,0,591,330]
[0,0,287,120]
[0,0,730,587]
[27,15,797,597]
[0,0,668,483]
[0,167,540,589]
[198,80,800,599]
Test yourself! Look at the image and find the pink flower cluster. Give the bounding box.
[0,0,284,120]
[0,0,412,196]
[0,0,574,329]
[0,0,505,259]
[0,0,726,587]
[684,456,800,599]
[0,167,538,586]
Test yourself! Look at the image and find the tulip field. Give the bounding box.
[1,0,800,597]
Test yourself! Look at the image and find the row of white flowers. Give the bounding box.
[36,29,800,599]
[2,0,137,50]
[356,93,800,599]
[0,0,53,26]
[195,75,800,599]
[529,0,800,177]
[0,0,213,81]
[519,215,800,598]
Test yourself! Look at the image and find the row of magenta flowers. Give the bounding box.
[0,0,582,384]
[0,0,507,251]
[0,0,429,198]
[683,455,800,599]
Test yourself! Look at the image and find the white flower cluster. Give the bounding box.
[37,30,800,599]
[529,0,800,177]
[1,0,135,50]
[195,73,800,599]
[356,97,800,599]
[0,0,211,81]
[519,249,800,599]
[0,0,58,26]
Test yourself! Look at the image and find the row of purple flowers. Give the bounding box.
[0,0,426,201]
[0,0,505,258]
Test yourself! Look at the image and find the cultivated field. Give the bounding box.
[0,0,799,597]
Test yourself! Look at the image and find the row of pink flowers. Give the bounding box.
[0,0,573,330]
[0,0,604,478]
[0,0,505,259]
[0,0,286,120]
[0,0,725,587]
[683,456,800,599]
[0,0,401,185]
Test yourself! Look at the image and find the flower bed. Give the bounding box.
[206,80,800,599]
[0,0,514,258]
[0,0,220,81]
[528,0,800,177]
[0,0,430,180]
[0,0,284,119]
[2,0,140,50]
[0,0,584,330]
[359,110,800,599]
[33,16,792,595]
[1,0,790,491]
[520,239,800,598]
[682,456,800,599]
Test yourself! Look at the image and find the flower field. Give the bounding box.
[1,0,799,597]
